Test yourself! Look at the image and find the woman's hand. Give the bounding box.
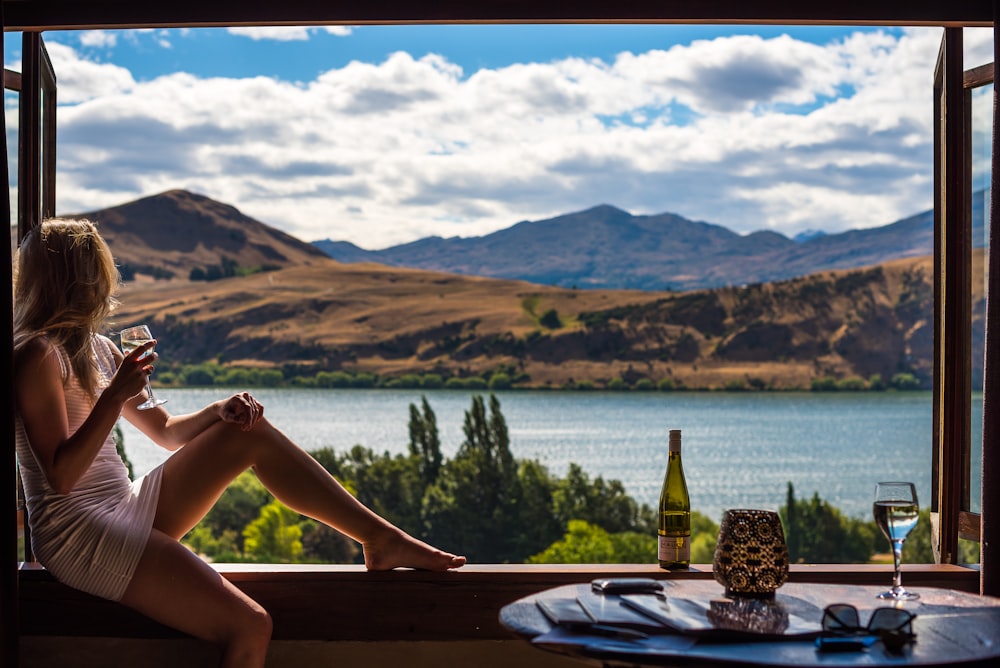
[219,392,264,431]
[110,340,157,404]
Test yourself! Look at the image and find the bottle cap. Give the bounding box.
[669,429,682,452]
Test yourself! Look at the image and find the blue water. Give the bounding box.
[119,389,965,523]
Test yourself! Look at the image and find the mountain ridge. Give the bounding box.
[70,189,329,279]
[313,200,965,292]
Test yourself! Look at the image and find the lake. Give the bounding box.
[118,389,976,523]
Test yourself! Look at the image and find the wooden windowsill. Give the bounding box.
[18,562,980,641]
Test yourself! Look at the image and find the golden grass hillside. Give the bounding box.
[114,251,960,391]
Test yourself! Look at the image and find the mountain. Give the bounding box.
[313,197,984,291]
[69,189,330,279]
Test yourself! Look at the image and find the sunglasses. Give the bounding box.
[816,604,917,653]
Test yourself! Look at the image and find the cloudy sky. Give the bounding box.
[3,25,995,248]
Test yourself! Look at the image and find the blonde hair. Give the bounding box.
[13,218,121,397]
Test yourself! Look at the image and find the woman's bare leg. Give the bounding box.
[153,419,465,570]
[121,529,272,668]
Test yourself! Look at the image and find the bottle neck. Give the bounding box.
[668,430,682,454]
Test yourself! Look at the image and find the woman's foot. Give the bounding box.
[363,529,466,571]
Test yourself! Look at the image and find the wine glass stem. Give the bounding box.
[891,539,904,590]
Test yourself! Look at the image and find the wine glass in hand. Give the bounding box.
[119,324,167,410]
[873,482,920,600]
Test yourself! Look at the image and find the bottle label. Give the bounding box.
[658,534,690,562]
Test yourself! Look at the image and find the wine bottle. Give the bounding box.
[658,429,691,569]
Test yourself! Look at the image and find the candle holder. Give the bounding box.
[707,597,790,635]
[713,509,789,598]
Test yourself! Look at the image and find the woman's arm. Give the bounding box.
[124,374,266,450]
[14,337,152,494]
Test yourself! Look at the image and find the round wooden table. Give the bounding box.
[499,580,1000,667]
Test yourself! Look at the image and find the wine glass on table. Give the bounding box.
[873,482,920,600]
[119,324,167,410]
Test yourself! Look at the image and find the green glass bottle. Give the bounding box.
[658,429,691,569]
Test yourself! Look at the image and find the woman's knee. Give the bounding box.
[232,601,273,645]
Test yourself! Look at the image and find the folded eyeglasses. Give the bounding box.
[816,604,917,653]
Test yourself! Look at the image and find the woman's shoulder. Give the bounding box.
[13,335,62,376]
[15,334,54,359]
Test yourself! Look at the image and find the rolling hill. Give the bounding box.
[113,251,953,391]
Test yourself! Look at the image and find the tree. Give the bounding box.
[112,423,134,480]
[509,459,562,559]
[422,394,522,562]
[527,520,655,564]
[553,463,652,534]
[299,519,359,564]
[329,444,425,538]
[780,490,877,563]
[408,396,443,485]
[243,500,304,562]
[185,471,272,555]
[690,512,720,563]
[785,483,800,558]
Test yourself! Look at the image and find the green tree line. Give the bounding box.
[156,394,981,566]
[152,360,927,393]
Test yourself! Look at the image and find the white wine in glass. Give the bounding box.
[873,481,920,600]
[119,324,167,410]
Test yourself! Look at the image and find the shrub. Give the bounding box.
[810,376,838,391]
[464,376,489,390]
[351,373,378,388]
[421,374,445,389]
[889,373,922,391]
[489,373,513,390]
[257,369,284,387]
[385,374,422,389]
[218,368,254,386]
[607,377,627,391]
[316,371,353,388]
[836,376,867,391]
[539,308,562,329]
[181,366,216,386]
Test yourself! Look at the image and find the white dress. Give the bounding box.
[15,334,162,602]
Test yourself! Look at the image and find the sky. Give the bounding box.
[3,25,996,249]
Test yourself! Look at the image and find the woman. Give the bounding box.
[13,218,466,667]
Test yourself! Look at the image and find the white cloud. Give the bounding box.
[78,30,118,49]
[44,42,136,103]
[43,27,979,249]
[227,26,353,41]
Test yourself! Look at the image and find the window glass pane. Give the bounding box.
[970,81,991,514]
[4,87,16,229]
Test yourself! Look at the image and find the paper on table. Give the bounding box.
[620,592,823,640]
[576,588,674,632]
